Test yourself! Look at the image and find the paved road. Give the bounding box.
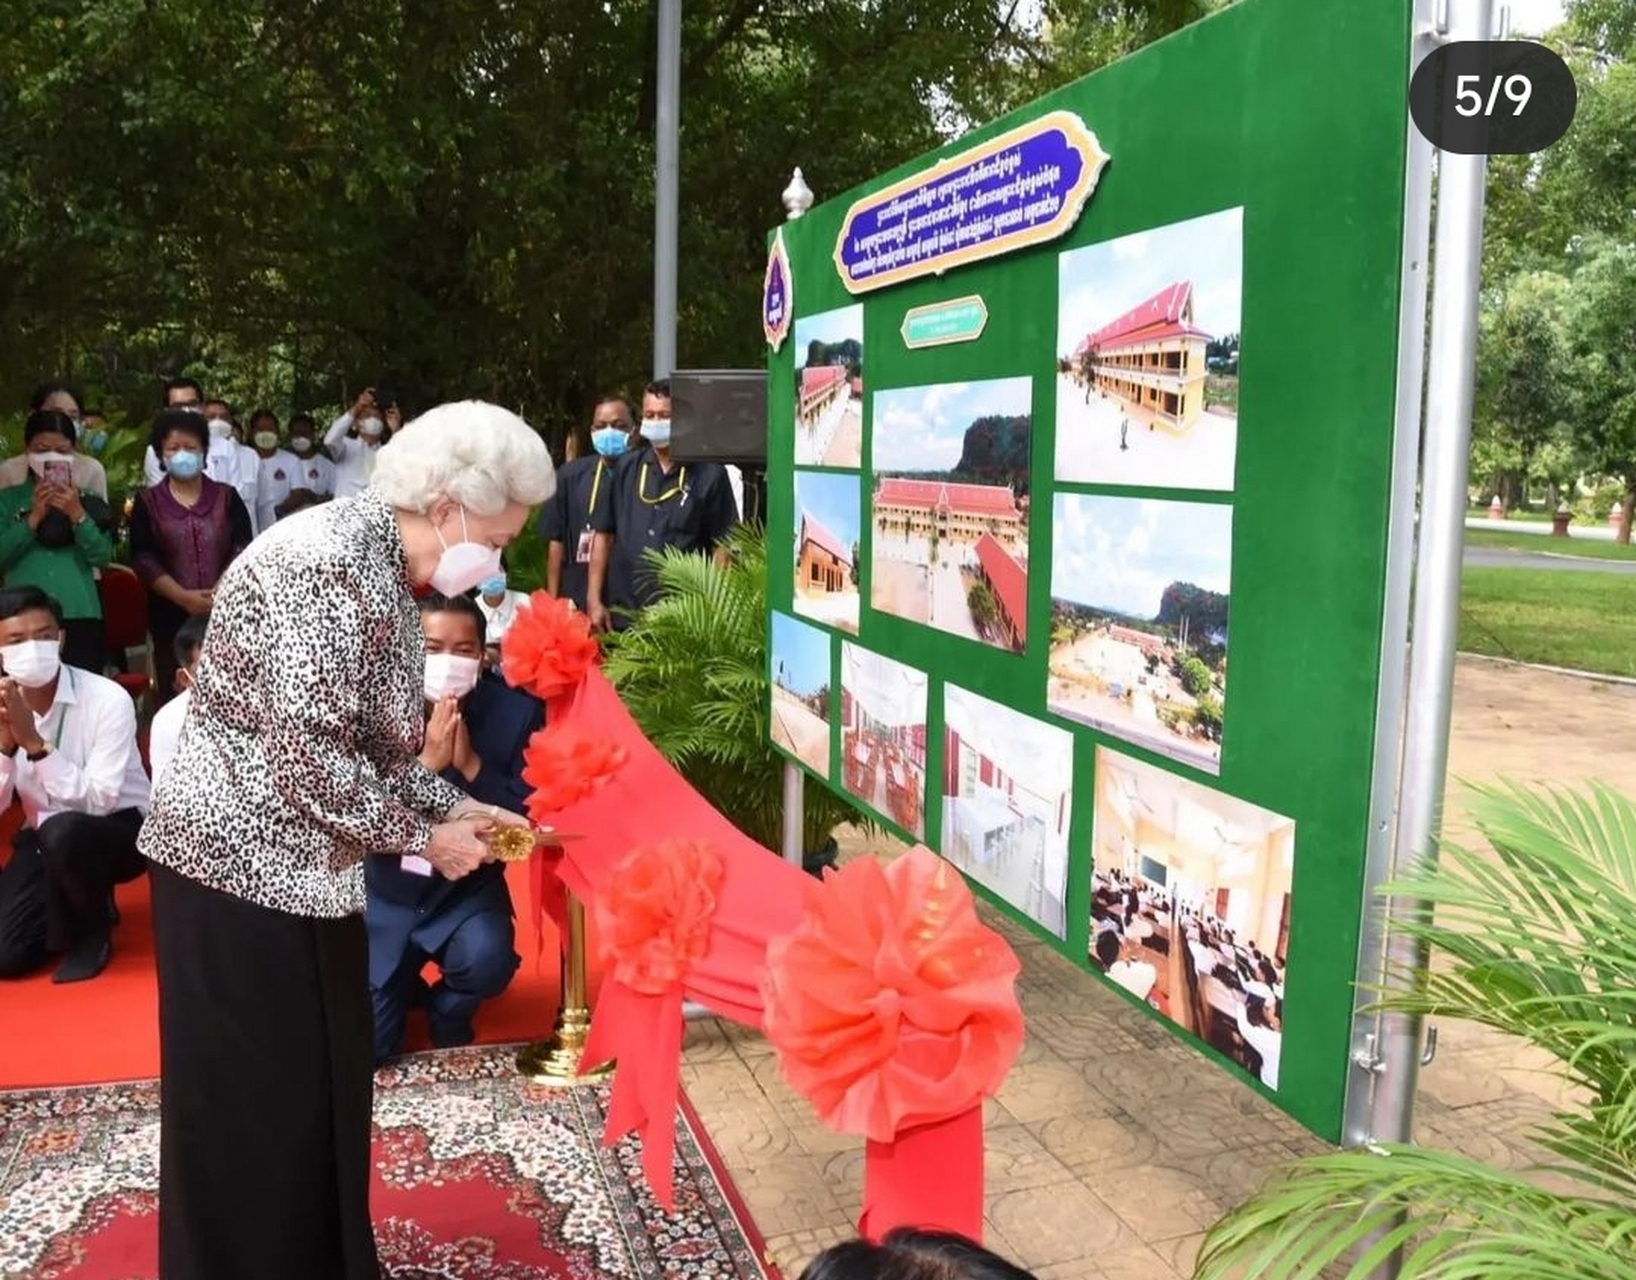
[1463,545,1636,574]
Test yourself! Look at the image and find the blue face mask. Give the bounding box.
[591,427,629,458]
[167,449,204,480]
[478,574,507,597]
[643,418,672,447]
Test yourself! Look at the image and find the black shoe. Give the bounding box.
[429,1016,475,1049]
[52,935,112,984]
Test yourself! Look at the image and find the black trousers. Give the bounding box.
[149,861,381,1280]
[0,808,144,976]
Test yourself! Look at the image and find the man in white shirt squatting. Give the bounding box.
[0,586,149,982]
[148,611,210,793]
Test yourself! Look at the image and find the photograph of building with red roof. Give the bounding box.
[792,470,861,633]
[793,303,864,468]
[869,376,1033,655]
[1055,206,1243,493]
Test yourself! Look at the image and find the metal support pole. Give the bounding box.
[782,762,805,868]
[653,0,681,382]
[1367,0,1492,1152]
[517,891,615,1085]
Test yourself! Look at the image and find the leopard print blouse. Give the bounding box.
[139,489,466,917]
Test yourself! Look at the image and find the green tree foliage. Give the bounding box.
[0,0,1209,437]
[1472,271,1573,508]
[1156,580,1227,636]
[1562,238,1636,541]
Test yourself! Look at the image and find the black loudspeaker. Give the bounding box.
[668,369,767,466]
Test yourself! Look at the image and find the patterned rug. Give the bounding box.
[0,1046,778,1280]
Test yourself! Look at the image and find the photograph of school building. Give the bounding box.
[869,377,1032,655]
[839,642,928,838]
[792,470,861,633]
[1089,747,1292,1091]
[794,304,864,468]
[770,612,833,777]
[1048,494,1232,774]
[1055,206,1243,493]
[940,685,1074,937]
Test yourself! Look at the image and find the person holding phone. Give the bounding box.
[0,411,115,673]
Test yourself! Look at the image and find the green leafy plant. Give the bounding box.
[1195,780,1636,1280]
[600,522,871,855]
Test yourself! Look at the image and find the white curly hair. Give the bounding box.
[370,400,556,514]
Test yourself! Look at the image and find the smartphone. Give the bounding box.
[42,459,72,489]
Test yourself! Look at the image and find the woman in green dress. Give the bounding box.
[0,410,114,673]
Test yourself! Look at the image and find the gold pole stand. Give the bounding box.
[517,891,615,1087]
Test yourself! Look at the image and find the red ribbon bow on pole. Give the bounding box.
[762,846,1025,1242]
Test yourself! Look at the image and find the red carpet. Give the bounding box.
[0,1046,777,1280]
[0,856,597,1089]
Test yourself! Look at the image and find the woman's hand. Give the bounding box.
[424,819,489,881]
[45,485,85,524]
[420,694,459,772]
[180,588,214,615]
[26,483,53,531]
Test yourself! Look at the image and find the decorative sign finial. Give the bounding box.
[783,168,814,220]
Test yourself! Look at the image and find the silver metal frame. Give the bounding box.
[653,0,681,382]
[1345,0,1494,1157]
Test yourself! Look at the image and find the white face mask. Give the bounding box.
[429,507,504,597]
[1,638,62,689]
[290,436,314,454]
[357,416,385,438]
[253,431,279,451]
[423,653,482,702]
[26,451,72,479]
[206,417,234,440]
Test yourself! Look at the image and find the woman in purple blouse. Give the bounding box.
[129,409,254,701]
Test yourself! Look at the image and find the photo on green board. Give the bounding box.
[792,470,861,634]
[769,611,833,779]
[941,684,1074,939]
[868,377,1032,655]
[794,304,864,468]
[1090,746,1292,1091]
[1048,494,1231,774]
[1056,207,1243,493]
[839,641,928,838]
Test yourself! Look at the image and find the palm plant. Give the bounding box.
[1195,780,1636,1280]
[600,522,868,857]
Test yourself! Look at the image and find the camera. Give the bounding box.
[372,384,398,413]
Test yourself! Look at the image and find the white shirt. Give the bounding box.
[0,666,151,828]
[233,443,262,532]
[476,590,527,647]
[324,414,384,499]
[1236,1009,1282,1090]
[255,449,307,531]
[145,438,241,490]
[292,450,335,498]
[147,688,190,792]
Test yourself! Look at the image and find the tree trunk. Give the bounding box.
[1621,478,1635,546]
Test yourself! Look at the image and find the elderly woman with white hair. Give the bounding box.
[141,401,555,1280]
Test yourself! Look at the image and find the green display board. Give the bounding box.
[763,0,1413,1142]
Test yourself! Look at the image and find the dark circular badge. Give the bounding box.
[1409,41,1577,155]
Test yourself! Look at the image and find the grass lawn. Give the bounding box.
[1464,528,1636,562]
[1460,567,1636,678]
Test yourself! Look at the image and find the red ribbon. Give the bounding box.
[580,978,686,1210]
[527,843,569,960]
[859,1105,985,1243]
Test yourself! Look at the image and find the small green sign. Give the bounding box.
[900,296,989,349]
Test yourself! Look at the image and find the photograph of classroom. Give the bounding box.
[940,684,1074,937]
[792,470,862,633]
[770,611,834,778]
[869,377,1032,654]
[1055,206,1243,493]
[1048,494,1231,774]
[839,642,929,838]
[1089,746,1291,1091]
[793,304,864,468]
